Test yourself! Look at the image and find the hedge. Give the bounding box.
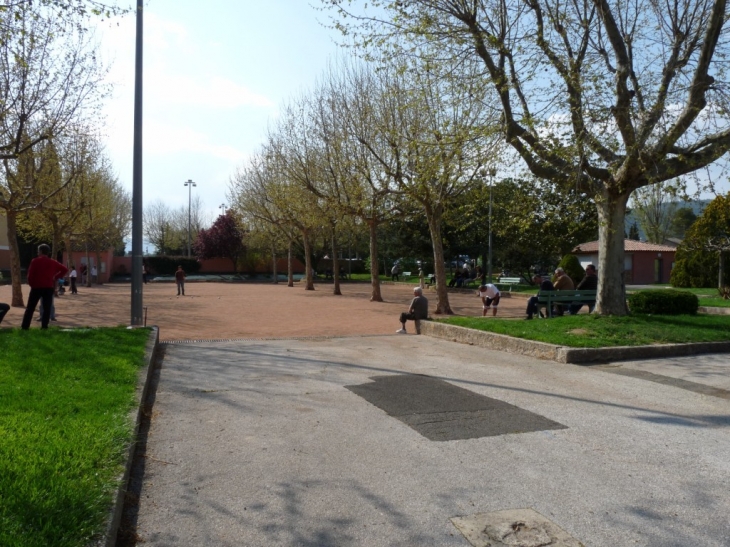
[628,289,699,315]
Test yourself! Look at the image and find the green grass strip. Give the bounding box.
[438,314,730,348]
[0,327,151,547]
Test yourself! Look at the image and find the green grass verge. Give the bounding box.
[0,327,151,547]
[438,314,730,348]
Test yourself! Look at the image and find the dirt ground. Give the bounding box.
[0,280,529,341]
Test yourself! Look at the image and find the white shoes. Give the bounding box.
[396,328,407,334]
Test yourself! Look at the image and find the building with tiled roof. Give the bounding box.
[572,239,677,285]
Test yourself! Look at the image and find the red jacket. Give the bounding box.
[27,255,69,289]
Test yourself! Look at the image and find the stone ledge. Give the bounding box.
[98,326,159,547]
[699,306,730,315]
[420,321,730,364]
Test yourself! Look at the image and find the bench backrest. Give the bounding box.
[499,277,522,284]
[537,290,596,301]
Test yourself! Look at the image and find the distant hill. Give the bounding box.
[625,199,710,241]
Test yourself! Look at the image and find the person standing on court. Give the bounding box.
[69,265,78,294]
[22,244,68,330]
[175,265,186,296]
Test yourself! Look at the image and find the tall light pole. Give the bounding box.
[488,166,497,282]
[219,203,226,216]
[184,179,196,257]
[130,0,144,326]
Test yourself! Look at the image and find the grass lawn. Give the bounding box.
[0,327,151,547]
[438,314,730,348]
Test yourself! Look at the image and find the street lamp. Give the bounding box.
[219,203,226,216]
[184,179,197,257]
[487,167,497,282]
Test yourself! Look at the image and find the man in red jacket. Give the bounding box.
[22,244,68,330]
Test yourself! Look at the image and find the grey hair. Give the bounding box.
[38,244,51,256]
[413,287,423,295]
[555,267,565,274]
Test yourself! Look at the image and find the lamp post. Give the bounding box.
[184,179,196,257]
[219,203,226,216]
[487,167,497,282]
[130,0,144,326]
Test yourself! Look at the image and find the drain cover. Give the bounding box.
[346,375,566,441]
[451,508,584,547]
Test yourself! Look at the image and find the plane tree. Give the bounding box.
[327,0,730,314]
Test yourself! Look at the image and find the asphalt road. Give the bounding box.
[128,335,730,546]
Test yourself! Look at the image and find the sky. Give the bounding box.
[97,0,344,234]
[97,0,728,252]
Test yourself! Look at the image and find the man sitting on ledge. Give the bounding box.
[396,286,429,334]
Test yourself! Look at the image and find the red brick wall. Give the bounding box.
[629,251,675,284]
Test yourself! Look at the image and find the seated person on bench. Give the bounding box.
[569,264,598,315]
[0,302,9,325]
[396,286,429,334]
[525,275,554,320]
[552,267,575,316]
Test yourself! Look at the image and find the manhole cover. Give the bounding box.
[451,508,584,547]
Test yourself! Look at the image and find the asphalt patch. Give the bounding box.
[346,375,566,441]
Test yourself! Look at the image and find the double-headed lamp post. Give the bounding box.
[184,179,196,257]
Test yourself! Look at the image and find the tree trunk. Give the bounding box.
[7,210,25,307]
[303,230,315,290]
[595,190,631,315]
[65,237,73,268]
[368,219,383,302]
[85,243,91,287]
[272,245,278,284]
[95,249,103,285]
[425,205,452,315]
[719,250,725,289]
[287,240,294,287]
[332,231,341,295]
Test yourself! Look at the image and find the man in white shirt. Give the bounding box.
[478,283,500,316]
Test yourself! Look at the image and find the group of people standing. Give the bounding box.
[0,244,102,329]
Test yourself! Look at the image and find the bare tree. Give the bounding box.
[328,0,730,314]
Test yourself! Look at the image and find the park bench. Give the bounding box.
[497,277,522,292]
[402,271,412,281]
[536,290,597,318]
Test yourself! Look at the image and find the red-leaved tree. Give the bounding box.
[194,212,246,273]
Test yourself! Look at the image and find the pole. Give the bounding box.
[184,179,196,257]
[130,0,144,326]
[488,176,493,283]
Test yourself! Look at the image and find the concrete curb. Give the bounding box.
[98,326,159,547]
[419,321,730,364]
[699,306,730,315]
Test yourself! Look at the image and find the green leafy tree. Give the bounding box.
[628,222,641,241]
[557,254,585,286]
[670,208,698,239]
[670,194,730,288]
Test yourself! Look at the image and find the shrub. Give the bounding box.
[628,289,699,315]
[145,256,201,275]
[557,254,585,285]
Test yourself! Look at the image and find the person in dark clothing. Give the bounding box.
[175,265,186,296]
[22,244,68,329]
[0,302,9,325]
[525,275,555,319]
[396,286,429,334]
[570,264,598,315]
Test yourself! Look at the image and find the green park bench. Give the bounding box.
[536,290,597,318]
[402,271,412,281]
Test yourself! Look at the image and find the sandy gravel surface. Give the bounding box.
[0,281,529,341]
